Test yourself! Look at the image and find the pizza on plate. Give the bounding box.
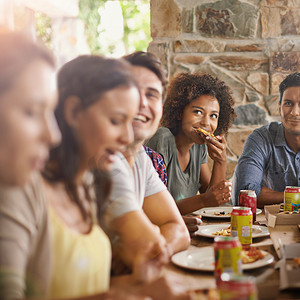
[241,246,265,264]
[212,226,231,236]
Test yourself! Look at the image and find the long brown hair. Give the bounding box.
[43,55,139,222]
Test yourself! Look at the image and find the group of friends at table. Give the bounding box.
[0,28,299,300]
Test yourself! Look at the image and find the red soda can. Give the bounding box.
[231,207,252,246]
[214,236,242,284]
[284,186,300,212]
[218,273,258,300]
[239,190,257,223]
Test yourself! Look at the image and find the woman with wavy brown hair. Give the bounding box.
[42,55,142,298]
[146,72,236,215]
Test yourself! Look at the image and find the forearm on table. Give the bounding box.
[176,193,208,215]
[112,211,166,266]
[142,191,190,255]
[257,187,284,208]
[159,222,190,255]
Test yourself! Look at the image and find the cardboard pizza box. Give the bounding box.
[264,205,300,227]
[277,243,300,290]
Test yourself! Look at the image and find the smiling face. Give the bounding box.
[279,86,300,136]
[131,66,163,143]
[180,95,220,144]
[0,59,61,186]
[73,85,140,172]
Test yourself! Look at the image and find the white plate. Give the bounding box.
[195,224,269,239]
[193,207,262,218]
[171,247,274,272]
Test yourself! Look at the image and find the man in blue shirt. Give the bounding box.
[233,72,300,208]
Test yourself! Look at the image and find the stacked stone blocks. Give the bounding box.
[149,0,300,178]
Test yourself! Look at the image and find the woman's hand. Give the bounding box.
[182,215,202,237]
[205,135,227,164]
[203,180,232,207]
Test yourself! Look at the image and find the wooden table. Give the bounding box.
[164,212,300,299]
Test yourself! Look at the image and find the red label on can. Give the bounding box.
[218,273,258,300]
[214,236,242,284]
[239,190,257,222]
[231,207,253,246]
[285,186,300,193]
[284,186,300,212]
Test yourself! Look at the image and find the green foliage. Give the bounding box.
[34,1,151,56]
[79,0,105,54]
[79,0,150,56]
[35,12,53,49]
[120,1,151,54]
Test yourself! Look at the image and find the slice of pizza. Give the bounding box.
[193,127,218,140]
[241,246,265,264]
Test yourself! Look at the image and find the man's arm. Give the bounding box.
[143,189,190,256]
[111,210,168,267]
[233,132,267,205]
[257,186,284,208]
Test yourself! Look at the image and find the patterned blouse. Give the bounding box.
[143,145,167,186]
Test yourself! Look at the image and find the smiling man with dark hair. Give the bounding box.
[233,72,300,208]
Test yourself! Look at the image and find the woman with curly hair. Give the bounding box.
[146,72,235,215]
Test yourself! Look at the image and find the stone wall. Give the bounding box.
[149,0,300,179]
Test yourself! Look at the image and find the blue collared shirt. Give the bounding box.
[232,122,300,205]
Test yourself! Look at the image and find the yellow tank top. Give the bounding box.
[48,208,111,298]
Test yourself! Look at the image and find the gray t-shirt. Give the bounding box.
[146,127,207,201]
[103,147,167,228]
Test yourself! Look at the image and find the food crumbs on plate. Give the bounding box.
[212,226,231,236]
[214,211,231,217]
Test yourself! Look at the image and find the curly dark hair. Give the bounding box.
[161,72,235,136]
